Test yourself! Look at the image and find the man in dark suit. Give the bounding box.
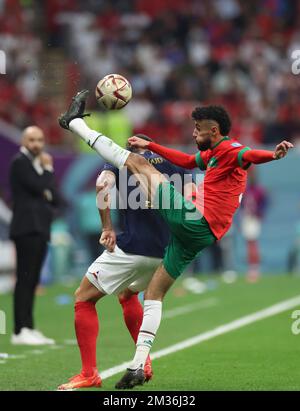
[9,126,59,345]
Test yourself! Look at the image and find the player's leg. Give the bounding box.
[115,264,174,389]
[241,216,261,282]
[246,239,260,282]
[118,289,143,345]
[115,226,216,389]
[69,116,166,203]
[58,91,167,202]
[58,276,105,390]
[118,288,153,382]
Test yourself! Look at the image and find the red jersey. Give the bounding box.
[189,137,251,239]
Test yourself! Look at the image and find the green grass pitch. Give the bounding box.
[0,274,300,391]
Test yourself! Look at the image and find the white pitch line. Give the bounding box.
[48,345,64,350]
[28,350,45,355]
[4,354,26,360]
[63,339,78,346]
[162,298,218,319]
[100,294,300,380]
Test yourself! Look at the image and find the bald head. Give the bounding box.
[22,126,45,157]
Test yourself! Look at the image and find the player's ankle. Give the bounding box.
[82,367,97,377]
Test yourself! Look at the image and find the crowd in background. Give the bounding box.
[1,0,300,147]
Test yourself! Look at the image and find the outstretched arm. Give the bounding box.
[243,140,294,164]
[128,136,197,169]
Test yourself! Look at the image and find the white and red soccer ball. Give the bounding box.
[95,74,132,110]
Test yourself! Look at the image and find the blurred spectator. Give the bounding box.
[240,169,268,282]
[0,185,14,285]
[192,242,223,275]
[76,189,104,261]
[287,221,300,275]
[1,0,300,147]
[9,125,60,345]
[76,188,119,261]
[0,186,12,240]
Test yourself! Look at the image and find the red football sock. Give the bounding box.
[119,294,143,344]
[248,240,260,266]
[74,301,99,377]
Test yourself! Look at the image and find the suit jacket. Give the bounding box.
[9,152,59,240]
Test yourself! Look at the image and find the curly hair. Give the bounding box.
[191,105,231,136]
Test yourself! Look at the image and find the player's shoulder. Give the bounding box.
[220,138,248,153]
[143,150,163,162]
[10,152,29,170]
[102,162,118,173]
[226,138,244,148]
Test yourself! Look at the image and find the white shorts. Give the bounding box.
[241,215,261,241]
[85,245,162,295]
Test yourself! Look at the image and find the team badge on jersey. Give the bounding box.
[231,142,242,147]
[207,157,218,168]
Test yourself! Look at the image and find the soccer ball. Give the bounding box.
[95,74,132,110]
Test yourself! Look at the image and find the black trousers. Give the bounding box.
[13,233,48,334]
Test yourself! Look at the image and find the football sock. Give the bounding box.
[74,301,99,377]
[69,118,130,169]
[129,300,162,370]
[119,294,143,343]
[248,240,260,265]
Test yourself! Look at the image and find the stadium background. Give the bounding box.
[0,0,300,392]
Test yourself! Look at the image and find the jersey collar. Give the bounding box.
[20,146,34,161]
[211,136,230,150]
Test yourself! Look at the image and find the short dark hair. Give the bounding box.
[126,133,153,151]
[134,134,153,143]
[191,105,231,136]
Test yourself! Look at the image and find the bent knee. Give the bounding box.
[118,288,137,303]
[74,287,87,303]
[74,286,102,303]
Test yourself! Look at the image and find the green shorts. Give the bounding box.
[155,182,216,279]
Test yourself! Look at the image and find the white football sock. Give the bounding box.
[129,300,162,370]
[69,118,130,169]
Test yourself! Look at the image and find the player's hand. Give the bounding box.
[100,229,116,252]
[273,140,294,159]
[128,136,150,150]
[97,179,109,194]
[39,152,53,168]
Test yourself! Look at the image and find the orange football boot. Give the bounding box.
[144,356,153,382]
[58,369,102,390]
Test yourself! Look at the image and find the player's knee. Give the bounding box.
[74,286,90,303]
[118,289,137,304]
[74,287,82,302]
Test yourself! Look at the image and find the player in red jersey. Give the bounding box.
[58,91,293,388]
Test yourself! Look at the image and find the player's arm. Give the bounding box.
[96,170,116,252]
[128,136,197,169]
[241,140,294,165]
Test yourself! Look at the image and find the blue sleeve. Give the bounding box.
[102,163,118,177]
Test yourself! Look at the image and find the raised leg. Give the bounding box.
[68,118,167,204]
